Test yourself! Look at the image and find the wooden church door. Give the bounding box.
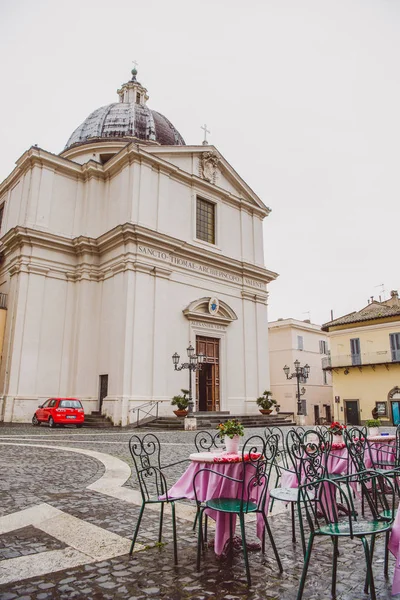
[196,336,220,412]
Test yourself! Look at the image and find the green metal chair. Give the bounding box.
[128,433,189,564]
[269,428,330,553]
[344,425,400,576]
[193,434,282,586]
[264,426,292,513]
[193,431,226,533]
[296,470,396,600]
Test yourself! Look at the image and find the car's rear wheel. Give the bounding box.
[48,417,56,428]
[32,415,40,426]
[76,424,83,429]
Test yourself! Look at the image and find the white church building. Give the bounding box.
[0,68,277,425]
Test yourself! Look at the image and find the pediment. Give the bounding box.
[140,145,270,215]
[183,296,238,326]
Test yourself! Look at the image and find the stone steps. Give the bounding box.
[140,413,295,430]
[84,412,115,428]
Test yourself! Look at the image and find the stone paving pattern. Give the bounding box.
[0,424,397,599]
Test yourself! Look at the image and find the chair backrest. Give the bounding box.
[315,424,328,436]
[194,430,225,452]
[298,471,396,536]
[395,424,400,466]
[286,428,330,484]
[343,427,368,472]
[264,426,290,470]
[240,433,279,512]
[129,434,167,501]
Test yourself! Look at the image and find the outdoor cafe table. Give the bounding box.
[161,451,266,556]
[280,436,397,489]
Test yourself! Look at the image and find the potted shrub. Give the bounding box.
[256,390,277,415]
[217,419,244,454]
[328,421,346,444]
[366,418,381,437]
[171,389,190,417]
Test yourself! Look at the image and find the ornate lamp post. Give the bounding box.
[172,343,206,416]
[283,360,310,416]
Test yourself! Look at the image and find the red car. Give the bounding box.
[32,398,85,428]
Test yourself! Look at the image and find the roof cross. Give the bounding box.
[132,60,139,70]
[201,123,210,145]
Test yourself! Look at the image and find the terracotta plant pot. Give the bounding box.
[173,409,188,418]
[259,409,272,415]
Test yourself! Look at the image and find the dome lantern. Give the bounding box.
[117,66,149,106]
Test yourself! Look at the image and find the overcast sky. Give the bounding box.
[1,0,399,326]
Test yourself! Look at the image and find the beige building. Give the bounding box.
[322,290,400,426]
[0,67,277,425]
[268,319,332,425]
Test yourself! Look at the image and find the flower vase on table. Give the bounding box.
[224,435,240,454]
[217,419,244,455]
[328,422,346,445]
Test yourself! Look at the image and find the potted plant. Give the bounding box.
[328,421,346,444]
[171,389,190,417]
[217,419,245,454]
[366,419,381,437]
[256,390,277,415]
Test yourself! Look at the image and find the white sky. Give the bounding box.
[1,0,399,326]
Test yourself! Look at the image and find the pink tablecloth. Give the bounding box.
[280,444,349,489]
[388,503,400,595]
[280,440,396,489]
[164,459,266,555]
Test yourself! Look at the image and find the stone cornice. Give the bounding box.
[0,147,105,197]
[0,223,278,287]
[96,223,278,285]
[1,226,76,257]
[0,144,269,219]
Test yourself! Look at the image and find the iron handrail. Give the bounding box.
[131,400,161,428]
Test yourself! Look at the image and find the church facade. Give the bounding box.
[0,69,277,425]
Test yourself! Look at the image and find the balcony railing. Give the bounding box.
[322,350,400,369]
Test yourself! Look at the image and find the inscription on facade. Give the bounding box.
[244,277,264,289]
[138,245,265,289]
[191,320,226,331]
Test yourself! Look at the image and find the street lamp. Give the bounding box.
[283,360,310,415]
[172,343,206,416]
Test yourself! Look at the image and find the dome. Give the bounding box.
[65,68,185,150]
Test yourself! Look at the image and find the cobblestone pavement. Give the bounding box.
[0,424,397,599]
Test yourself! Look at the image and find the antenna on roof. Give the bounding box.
[374,283,386,302]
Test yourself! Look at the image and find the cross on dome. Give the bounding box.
[131,60,139,80]
[201,123,210,145]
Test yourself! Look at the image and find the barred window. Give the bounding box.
[196,198,215,244]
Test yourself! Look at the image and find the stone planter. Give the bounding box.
[368,427,379,437]
[224,435,240,454]
[174,409,188,418]
[332,434,343,444]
